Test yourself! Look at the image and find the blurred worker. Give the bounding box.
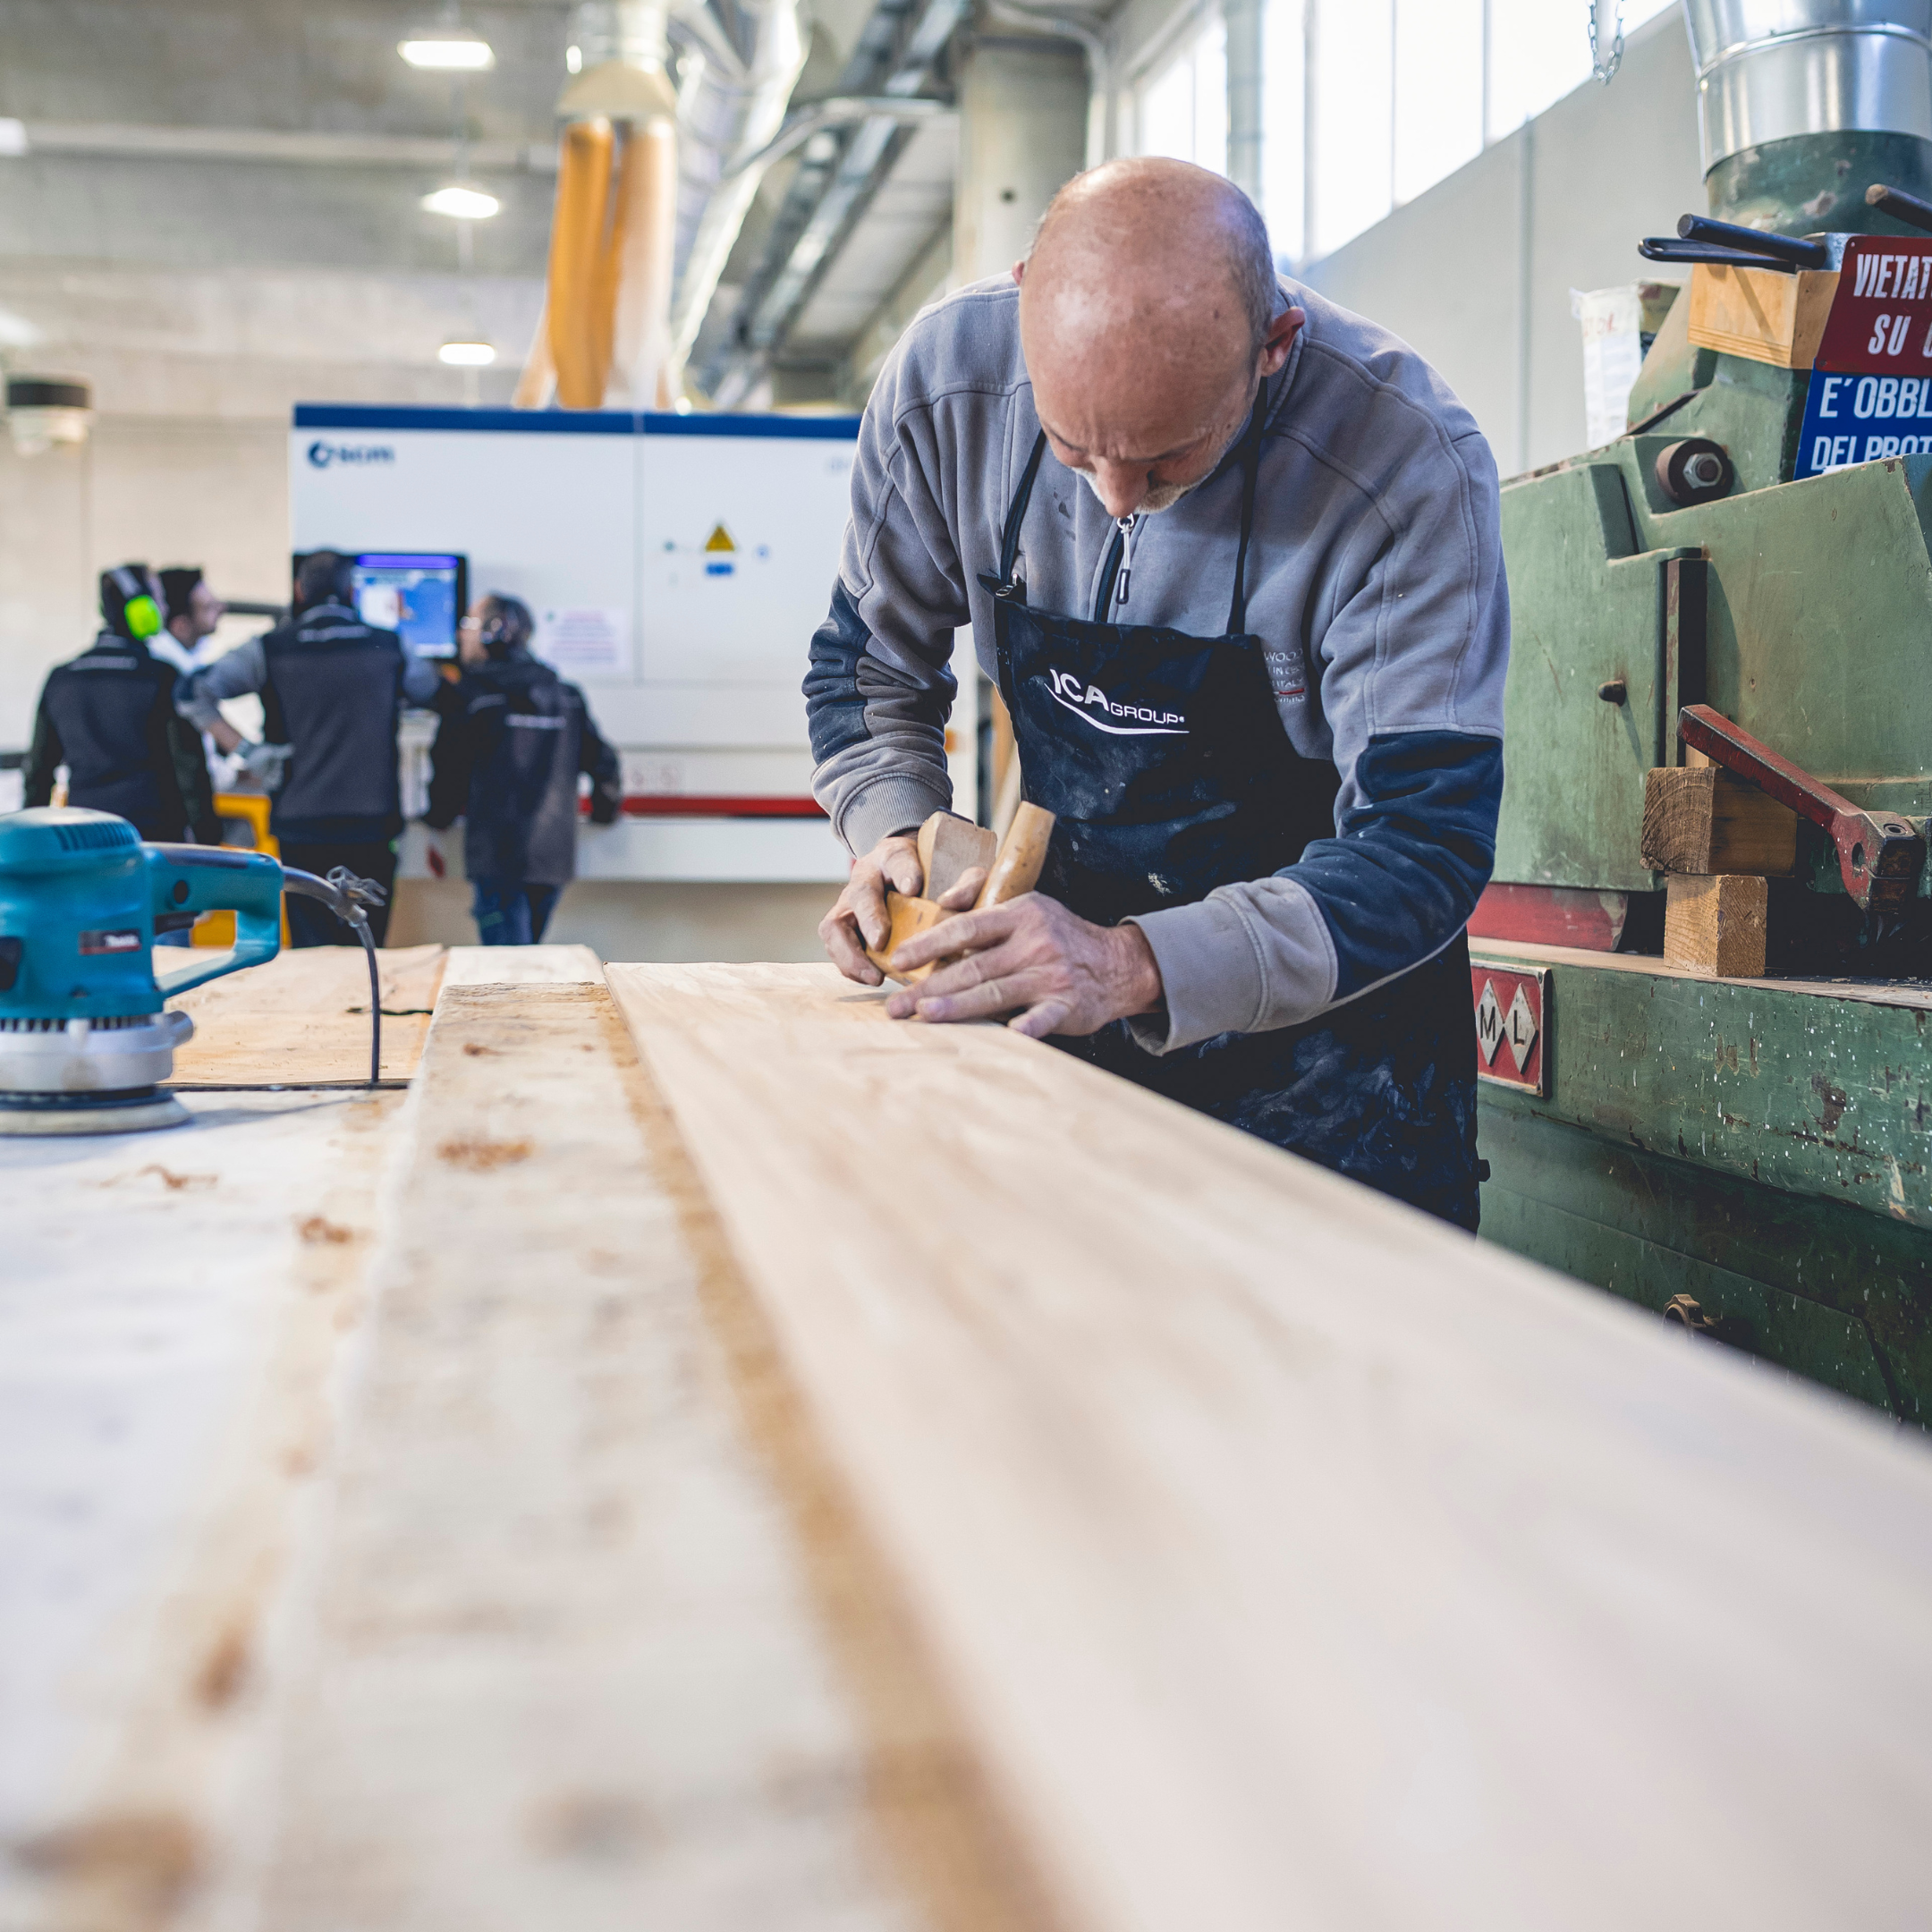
[24,563,219,844]
[179,550,440,945]
[424,593,622,945]
[151,565,226,675]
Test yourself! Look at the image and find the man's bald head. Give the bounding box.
[1015,160,1301,518]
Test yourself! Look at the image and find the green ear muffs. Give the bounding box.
[122,592,163,639]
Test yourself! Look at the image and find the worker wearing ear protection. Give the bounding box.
[178,548,442,946]
[424,592,623,945]
[23,563,220,844]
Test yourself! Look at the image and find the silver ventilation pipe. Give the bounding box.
[666,0,809,385]
[1681,2,1932,232]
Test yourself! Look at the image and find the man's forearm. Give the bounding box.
[178,638,267,733]
[1125,731,1501,1054]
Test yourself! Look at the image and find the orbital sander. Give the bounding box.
[0,807,386,1135]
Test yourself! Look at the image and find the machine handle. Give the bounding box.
[1677,706,1924,911]
[143,844,284,996]
[1866,182,1932,235]
[1674,215,1830,270]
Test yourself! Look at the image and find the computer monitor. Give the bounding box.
[292,551,468,656]
[351,553,466,656]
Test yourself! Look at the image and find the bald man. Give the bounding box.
[807,159,1507,1229]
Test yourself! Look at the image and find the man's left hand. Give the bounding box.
[884,891,1164,1038]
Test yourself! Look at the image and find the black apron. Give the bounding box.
[980,407,1479,1231]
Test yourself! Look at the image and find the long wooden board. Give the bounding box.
[606,962,1932,1932]
[244,976,1038,1932]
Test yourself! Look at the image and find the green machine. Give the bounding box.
[1475,1,1932,1420]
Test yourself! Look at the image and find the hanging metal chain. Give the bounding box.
[1589,0,1625,84]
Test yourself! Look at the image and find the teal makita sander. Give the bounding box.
[0,807,387,1135]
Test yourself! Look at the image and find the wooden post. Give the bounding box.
[1664,873,1769,978]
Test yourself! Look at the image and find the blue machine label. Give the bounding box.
[1793,370,1932,478]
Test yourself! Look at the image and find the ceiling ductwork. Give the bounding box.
[518,0,808,409]
[1683,1,1932,232]
[700,0,964,405]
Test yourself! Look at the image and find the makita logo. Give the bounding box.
[306,439,395,469]
[1041,667,1187,736]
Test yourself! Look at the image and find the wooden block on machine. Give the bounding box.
[1641,766,1799,876]
[1686,260,1840,369]
[1665,871,1769,977]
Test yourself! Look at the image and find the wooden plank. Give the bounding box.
[607,962,1932,1932]
[246,979,1041,1932]
[1686,261,1839,369]
[0,1088,408,1932]
[1641,767,1799,876]
[165,945,447,1086]
[439,942,604,987]
[1665,872,1770,977]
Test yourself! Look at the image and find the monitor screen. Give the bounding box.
[350,553,466,656]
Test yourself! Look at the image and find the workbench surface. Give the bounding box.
[5,951,1932,1932]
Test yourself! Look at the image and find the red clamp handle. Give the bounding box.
[1678,706,1923,911]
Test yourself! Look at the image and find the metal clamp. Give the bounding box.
[1678,705,1926,913]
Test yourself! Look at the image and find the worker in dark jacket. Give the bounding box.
[425,593,622,945]
[179,550,440,945]
[24,563,219,844]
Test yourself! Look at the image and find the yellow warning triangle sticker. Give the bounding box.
[703,521,736,553]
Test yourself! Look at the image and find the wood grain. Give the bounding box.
[165,945,447,1086]
[1641,767,1798,876]
[1665,871,1769,977]
[608,962,1932,1932]
[1686,261,1839,369]
[253,978,1039,1932]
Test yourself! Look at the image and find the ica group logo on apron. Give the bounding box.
[1041,666,1188,736]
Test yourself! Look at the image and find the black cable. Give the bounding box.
[280,867,388,1087]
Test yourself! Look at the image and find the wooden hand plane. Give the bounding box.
[866,803,1056,985]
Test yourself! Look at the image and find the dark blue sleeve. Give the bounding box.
[804,580,877,763]
[1290,730,1503,998]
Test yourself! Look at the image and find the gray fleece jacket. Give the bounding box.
[805,273,1509,1052]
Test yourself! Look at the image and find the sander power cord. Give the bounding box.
[279,867,389,1086]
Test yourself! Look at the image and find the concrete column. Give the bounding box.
[1224,0,1264,204]
[953,37,1089,284]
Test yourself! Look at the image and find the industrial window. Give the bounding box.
[1260,0,1678,266]
[1134,12,1230,179]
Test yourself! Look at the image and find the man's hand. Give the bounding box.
[819,832,928,985]
[884,892,1163,1038]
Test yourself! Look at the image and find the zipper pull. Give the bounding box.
[1115,515,1136,606]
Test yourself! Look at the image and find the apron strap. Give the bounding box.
[999,430,1050,590]
[1224,392,1267,636]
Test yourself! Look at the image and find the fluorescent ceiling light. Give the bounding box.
[0,119,26,157]
[565,45,583,73]
[400,35,496,71]
[439,339,496,367]
[421,183,500,219]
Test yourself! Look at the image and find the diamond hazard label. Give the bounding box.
[1470,960,1548,1096]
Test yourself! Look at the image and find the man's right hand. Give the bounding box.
[818,832,926,985]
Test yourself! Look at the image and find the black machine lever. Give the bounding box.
[281,867,390,1086]
[1674,215,1830,269]
[1638,236,1799,275]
